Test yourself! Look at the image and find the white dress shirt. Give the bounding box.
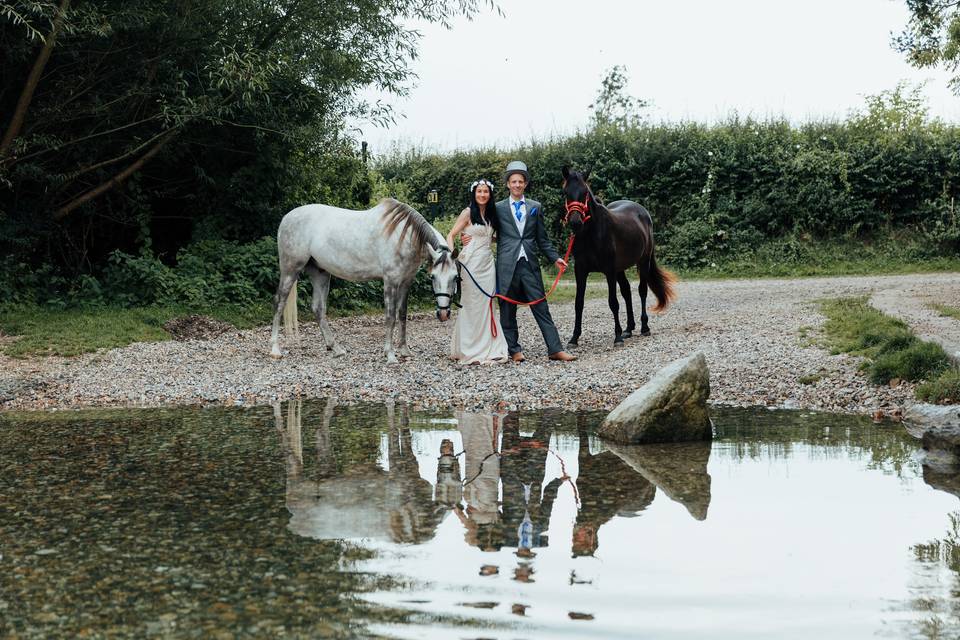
[510,197,528,261]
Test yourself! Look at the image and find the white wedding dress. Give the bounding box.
[450,224,509,364]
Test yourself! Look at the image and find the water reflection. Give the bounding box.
[277,400,442,544]
[573,414,656,557]
[2,402,960,638]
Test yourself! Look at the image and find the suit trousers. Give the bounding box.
[499,257,564,356]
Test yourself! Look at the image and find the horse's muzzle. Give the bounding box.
[437,309,450,322]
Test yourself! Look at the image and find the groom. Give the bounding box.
[495,161,576,362]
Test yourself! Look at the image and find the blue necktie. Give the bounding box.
[513,201,523,222]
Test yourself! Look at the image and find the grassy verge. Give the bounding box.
[929,303,960,320]
[0,304,273,358]
[818,297,959,403]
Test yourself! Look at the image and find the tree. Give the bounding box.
[588,65,650,130]
[895,0,960,93]
[0,0,496,274]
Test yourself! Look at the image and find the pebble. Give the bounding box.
[2,273,959,416]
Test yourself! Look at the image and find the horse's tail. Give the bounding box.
[282,285,299,338]
[646,250,677,313]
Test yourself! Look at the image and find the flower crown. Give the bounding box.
[470,179,494,193]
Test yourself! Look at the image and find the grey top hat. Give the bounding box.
[503,160,530,184]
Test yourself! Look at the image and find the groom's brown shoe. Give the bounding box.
[511,352,526,363]
[548,351,577,362]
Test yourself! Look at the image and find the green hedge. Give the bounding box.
[376,118,960,269]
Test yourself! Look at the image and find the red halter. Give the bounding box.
[563,195,591,224]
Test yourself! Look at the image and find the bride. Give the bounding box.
[447,179,509,364]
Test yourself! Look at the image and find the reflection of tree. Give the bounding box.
[573,416,656,557]
[908,511,960,638]
[277,399,441,544]
[500,412,562,551]
[711,406,916,476]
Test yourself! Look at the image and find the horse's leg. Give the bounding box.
[383,280,400,364]
[304,263,345,358]
[316,397,337,480]
[638,273,651,336]
[605,271,624,346]
[269,268,300,359]
[567,266,588,349]
[397,288,413,358]
[617,271,635,339]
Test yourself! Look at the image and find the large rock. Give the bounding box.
[606,441,712,520]
[902,403,960,439]
[598,352,711,444]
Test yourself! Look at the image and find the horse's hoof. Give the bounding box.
[567,340,578,350]
[640,329,651,337]
[399,347,413,358]
[614,339,625,347]
[332,347,346,358]
[270,352,283,360]
[386,355,399,365]
[621,330,633,339]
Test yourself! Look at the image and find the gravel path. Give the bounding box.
[4,272,960,415]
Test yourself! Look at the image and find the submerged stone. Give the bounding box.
[598,352,711,444]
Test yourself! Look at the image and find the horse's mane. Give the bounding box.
[380,198,445,253]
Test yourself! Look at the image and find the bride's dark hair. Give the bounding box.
[469,179,499,233]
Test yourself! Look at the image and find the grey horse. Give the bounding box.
[269,198,458,364]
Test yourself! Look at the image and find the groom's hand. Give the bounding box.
[460,233,472,247]
[555,258,568,269]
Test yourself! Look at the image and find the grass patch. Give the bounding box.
[818,297,952,386]
[917,369,960,404]
[798,373,822,385]
[929,303,960,321]
[0,303,274,358]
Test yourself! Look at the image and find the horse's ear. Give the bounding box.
[427,244,442,262]
[582,169,590,182]
[561,166,571,180]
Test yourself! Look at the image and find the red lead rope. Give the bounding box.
[484,234,576,338]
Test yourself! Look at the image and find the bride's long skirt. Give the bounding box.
[450,225,508,364]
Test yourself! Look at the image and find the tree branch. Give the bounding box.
[0,0,71,157]
[53,128,177,221]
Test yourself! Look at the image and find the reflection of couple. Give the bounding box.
[452,411,562,554]
[446,160,576,364]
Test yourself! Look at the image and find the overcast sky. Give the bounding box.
[355,0,960,152]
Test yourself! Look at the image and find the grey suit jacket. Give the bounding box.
[494,197,561,293]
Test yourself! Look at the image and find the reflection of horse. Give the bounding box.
[275,399,442,544]
[561,167,676,348]
[269,198,459,363]
[573,416,656,557]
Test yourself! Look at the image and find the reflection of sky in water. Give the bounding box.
[306,415,960,639]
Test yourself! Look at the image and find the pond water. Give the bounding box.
[1,402,959,639]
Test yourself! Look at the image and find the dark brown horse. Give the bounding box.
[561,166,675,347]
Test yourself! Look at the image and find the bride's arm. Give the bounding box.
[447,208,471,249]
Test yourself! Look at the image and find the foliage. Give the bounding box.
[896,1,960,94]
[818,297,953,390]
[0,0,494,281]
[589,65,650,130]
[376,98,960,272]
[917,369,960,404]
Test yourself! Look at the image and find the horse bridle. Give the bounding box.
[563,195,591,225]
[432,248,462,315]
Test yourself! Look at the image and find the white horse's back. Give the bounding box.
[278,202,388,281]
